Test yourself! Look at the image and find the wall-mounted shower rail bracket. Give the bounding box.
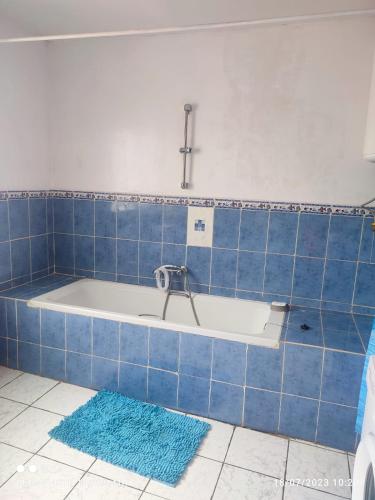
[179,103,192,189]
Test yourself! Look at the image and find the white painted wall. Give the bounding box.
[0,18,49,190]
[47,16,375,203]
[364,50,375,161]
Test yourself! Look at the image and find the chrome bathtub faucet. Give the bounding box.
[153,265,200,326]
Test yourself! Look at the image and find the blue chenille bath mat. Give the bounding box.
[49,390,210,485]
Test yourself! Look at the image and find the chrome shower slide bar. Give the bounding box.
[179,103,192,189]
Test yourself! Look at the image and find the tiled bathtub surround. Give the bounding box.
[0,192,53,291]
[0,277,372,453]
[48,191,375,315]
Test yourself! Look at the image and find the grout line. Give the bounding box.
[210,425,235,499]
[281,439,290,500]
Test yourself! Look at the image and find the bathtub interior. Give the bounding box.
[28,278,285,345]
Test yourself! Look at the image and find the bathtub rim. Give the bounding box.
[27,278,285,348]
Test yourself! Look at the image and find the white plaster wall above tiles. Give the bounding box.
[48,17,375,205]
[187,207,214,247]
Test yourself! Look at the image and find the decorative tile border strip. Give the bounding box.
[0,189,373,215]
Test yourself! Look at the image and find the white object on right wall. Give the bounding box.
[187,206,214,247]
[364,50,375,162]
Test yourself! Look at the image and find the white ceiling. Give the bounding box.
[1,0,375,38]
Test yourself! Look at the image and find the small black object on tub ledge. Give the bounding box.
[300,324,311,331]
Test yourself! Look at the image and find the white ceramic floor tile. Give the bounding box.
[0,366,22,389]
[348,454,355,478]
[68,473,142,500]
[284,483,344,499]
[0,454,83,500]
[189,415,234,462]
[293,438,347,455]
[0,373,58,405]
[146,455,222,500]
[0,442,32,486]
[213,464,283,500]
[286,441,351,498]
[0,407,61,453]
[0,397,26,428]
[225,427,288,479]
[89,459,148,490]
[33,383,96,415]
[38,439,96,471]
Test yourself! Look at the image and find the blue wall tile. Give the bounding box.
[322,260,356,303]
[0,299,6,336]
[7,339,17,369]
[293,257,324,299]
[149,328,179,371]
[321,350,364,407]
[11,239,30,278]
[212,339,246,385]
[31,235,48,274]
[209,381,243,425]
[29,198,47,236]
[66,352,92,387]
[54,234,74,269]
[6,300,16,339]
[118,362,147,400]
[162,244,185,268]
[41,310,65,349]
[148,368,177,407]
[0,242,11,283]
[283,344,323,398]
[286,323,323,347]
[279,395,318,441]
[140,204,162,242]
[95,237,116,274]
[18,341,40,374]
[0,337,6,365]
[267,212,298,255]
[41,347,65,379]
[297,214,329,258]
[178,374,210,416]
[239,210,268,252]
[92,357,118,391]
[211,249,237,289]
[74,199,94,236]
[93,318,119,360]
[316,402,357,452]
[117,239,138,276]
[74,236,94,271]
[359,218,373,262]
[66,314,92,354]
[120,323,148,365]
[186,246,211,285]
[117,202,139,240]
[210,286,235,298]
[18,302,40,343]
[244,388,280,433]
[323,327,363,354]
[327,216,362,261]
[139,242,161,278]
[163,205,187,245]
[264,254,293,296]
[246,345,283,391]
[237,251,265,292]
[354,263,375,308]
[213,209,240,249]
[0,201,9,242]
[180,333,212,379]
[9,199,29,239]
[53,198,73,234]
[95,201,117,238]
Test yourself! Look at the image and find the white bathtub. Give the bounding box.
[28,278,285,347]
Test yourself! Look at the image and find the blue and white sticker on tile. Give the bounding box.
[187,207,213,247]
